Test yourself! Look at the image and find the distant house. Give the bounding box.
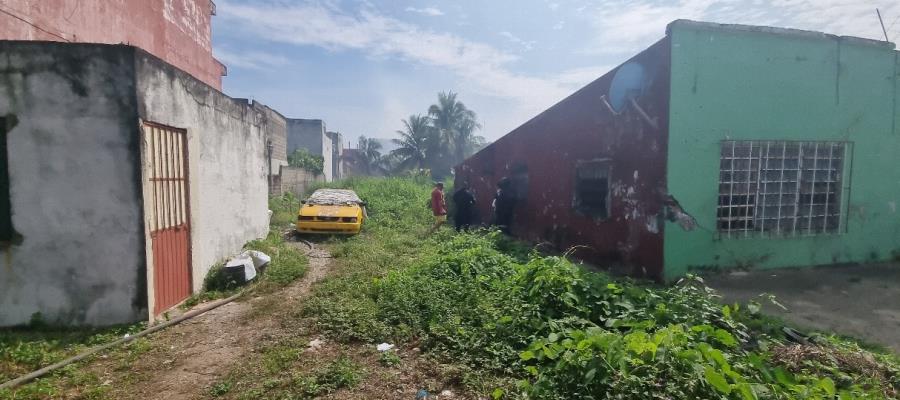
[0,41,274,326]
[456,20,900,281]
[287,119,339,182]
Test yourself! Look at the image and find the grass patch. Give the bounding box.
[0,323,147,400]
[269,193,301,229]
[303,177,900,399]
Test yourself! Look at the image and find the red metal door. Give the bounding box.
[143,122,192,315]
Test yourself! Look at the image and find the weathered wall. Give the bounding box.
[665,21,900,278]
[134,50,269,304]
[0,42,146,326]
[456,39,672,280]
[287,119,333,181]
[252,102,288,194]
[279,166,325,198]
[0,0,224,89]
[326,131,343,180]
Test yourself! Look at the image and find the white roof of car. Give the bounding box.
[306,189,363,205]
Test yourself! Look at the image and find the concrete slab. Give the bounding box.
[703,263,900,354]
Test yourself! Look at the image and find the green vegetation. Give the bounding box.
[2,213,309,399]
[304,177,900,399]
[0,323,149,400]
[269,192,301,229]
[287,148,324,175]
[351,91,486,178]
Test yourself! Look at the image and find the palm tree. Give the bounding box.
[357,135,383,175]
[390,114,431,172]
[427,91,482,175]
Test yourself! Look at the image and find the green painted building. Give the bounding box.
[665,20,900,279]
[457,20,899,281]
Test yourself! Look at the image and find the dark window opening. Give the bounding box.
[574,160,611,219]
[1,117,12,242]
[510,163,529,201]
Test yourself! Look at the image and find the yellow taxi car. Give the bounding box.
[296,189,366,235]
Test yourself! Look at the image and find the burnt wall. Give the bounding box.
[456,38,671,280]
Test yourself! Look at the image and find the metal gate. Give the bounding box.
[142,122,192,315]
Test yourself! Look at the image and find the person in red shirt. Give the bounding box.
[427,182,447,235]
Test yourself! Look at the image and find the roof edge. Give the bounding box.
[666,19,896,50]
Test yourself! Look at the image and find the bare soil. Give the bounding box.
[89,242,333,400]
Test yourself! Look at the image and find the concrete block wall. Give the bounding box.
[0,42,147,326]
[279,166,325,198]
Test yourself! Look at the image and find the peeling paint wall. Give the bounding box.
[665,21,900,279]
[456,39,672,281]
[0,0,224,89]
[0,42,145,326]
[134,50,269,307]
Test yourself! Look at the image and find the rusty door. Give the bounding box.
[142,122,192,315]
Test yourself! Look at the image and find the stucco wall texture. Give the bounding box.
[0,42,146,326]
[0,0,224,89]
[664,21,900,279]
[134,51,270,307]
[0,41,271,325]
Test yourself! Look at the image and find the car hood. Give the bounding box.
[300,204,360,218]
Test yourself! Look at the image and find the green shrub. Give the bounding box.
[304,177,900,399]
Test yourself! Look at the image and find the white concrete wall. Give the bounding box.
[134,50,269,313]
[0,43,146,326]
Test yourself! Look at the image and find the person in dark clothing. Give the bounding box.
[492,177,515,234]
[452,182,476,231]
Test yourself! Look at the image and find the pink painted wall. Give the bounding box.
[0,0,224,89]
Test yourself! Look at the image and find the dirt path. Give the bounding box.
[95,241,332,400]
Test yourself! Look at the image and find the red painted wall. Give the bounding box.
[456,38,672,281]
[0,0,224,89]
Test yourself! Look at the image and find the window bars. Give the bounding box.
[717,140,850,238]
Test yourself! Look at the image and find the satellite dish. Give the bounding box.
[608,62,647,113]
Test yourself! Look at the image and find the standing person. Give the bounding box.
[492,177,515,234]
[427,182,447,235]
[452,181,476,232]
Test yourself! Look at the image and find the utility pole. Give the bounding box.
[877,8,890,42]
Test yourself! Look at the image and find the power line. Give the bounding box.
[0,6,70,42]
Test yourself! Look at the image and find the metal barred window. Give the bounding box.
[717,140,850,238]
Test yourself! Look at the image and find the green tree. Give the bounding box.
[287,148,324,175]
[356,135,384,175]
[427,91,483,176]
[390,114,431,172]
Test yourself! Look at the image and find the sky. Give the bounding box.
[212,0,900,144]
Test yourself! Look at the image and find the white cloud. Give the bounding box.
[217,1,575,116]
[552,20,565,30]
[405,6,444,16]
[548,2,560,11]
[499,31,537,51]
[213,47,289,70]
[581,0,900,55]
